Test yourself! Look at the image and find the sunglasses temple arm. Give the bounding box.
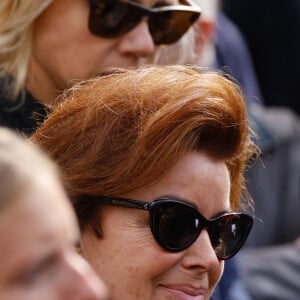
[97,196,150,211]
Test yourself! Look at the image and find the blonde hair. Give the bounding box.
[0,127,59,212]
[0,0,52,99]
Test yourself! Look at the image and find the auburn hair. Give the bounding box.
[31,65,256,232]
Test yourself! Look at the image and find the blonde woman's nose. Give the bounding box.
[118,20,156,58]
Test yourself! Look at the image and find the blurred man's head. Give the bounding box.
[154,0,219,66]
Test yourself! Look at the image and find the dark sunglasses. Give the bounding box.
[88,0,201,45]
[84,195,253,260]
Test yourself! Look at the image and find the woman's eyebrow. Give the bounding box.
[158,194,232,218]
[157,194,198,208]
[212,210,232,219]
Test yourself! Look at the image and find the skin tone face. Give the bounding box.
[28,0,178,104]
[81,151,231,300]
[0,175,108,300]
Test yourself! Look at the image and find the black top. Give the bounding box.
[0,78,47,136]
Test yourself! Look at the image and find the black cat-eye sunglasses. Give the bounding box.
[88,0,201,45]
[82,195,253,260]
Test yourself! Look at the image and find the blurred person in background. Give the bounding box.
[0,127,108,300]
[222,0,300,115]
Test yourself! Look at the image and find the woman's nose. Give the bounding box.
[181,229,221,272]
[61,252,108,300]
[118,20,156,58]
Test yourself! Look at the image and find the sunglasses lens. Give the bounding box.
[149,10,200,45]
[150,201,203,251]
[209,214,253,260]
[89,0,143,38]
[151,200,253,258]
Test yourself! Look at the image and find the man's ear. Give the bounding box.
[194,19,216,64]
[200,19,216,41]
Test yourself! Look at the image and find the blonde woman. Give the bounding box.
[0,0,201,134]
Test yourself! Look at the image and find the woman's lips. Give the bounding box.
[159,284,207,300]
